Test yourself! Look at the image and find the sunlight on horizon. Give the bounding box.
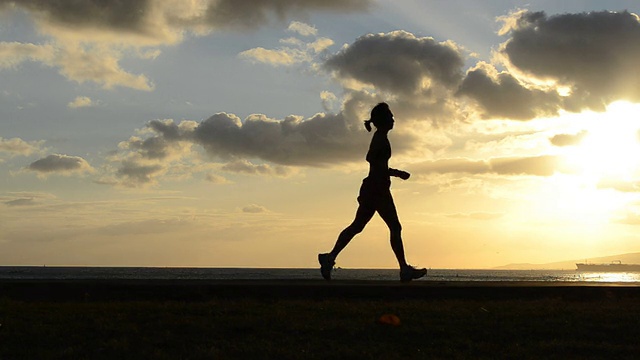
[579,271,640,282]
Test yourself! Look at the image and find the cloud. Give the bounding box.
[0,41,55,68]
[67,96,95,108]
[239,21,334,67]
[101,92,394,187]
[205,173,232,184]
[457,62,561,120]
[0,0,156,41]
[56,44,154,90]
[320,91,338,112]
[97,11,640,187]
[115,160,165,187]
[239,46,308,66]
[150,108,366,167]
[0,0,370,90]
[0,0,372,41]
[188,92,382,166]
[409,155,570,177]
[549,130,588,147]
[27,154,94,177]
[597,179,640,193]
[288,21,317,36]
[1,191,55,206]
[105,119,200,187]
[196,0,372,32]
[242,204,268,214]
[0,41,154,91]
[490,155,563,176]
[324,30,464,94]
[4,198,38,207]
[221,159,294,177]
[410,158,489,175]
[0,137,43,156]
[498,10,640,112]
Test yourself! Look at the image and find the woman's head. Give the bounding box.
[364,102,394,132]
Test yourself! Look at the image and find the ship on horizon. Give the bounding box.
[576,260,640,272]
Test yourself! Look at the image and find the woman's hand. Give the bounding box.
[397,170,410,180]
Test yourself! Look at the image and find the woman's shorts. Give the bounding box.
[357,178,393,208]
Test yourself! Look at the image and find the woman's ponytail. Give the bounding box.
[364,120,372,132]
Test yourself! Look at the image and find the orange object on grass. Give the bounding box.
[377,314,401,326]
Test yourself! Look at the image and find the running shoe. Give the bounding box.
[400,265,427,282]
[318,253,335,280]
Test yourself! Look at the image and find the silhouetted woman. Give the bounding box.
[319,102,427,281]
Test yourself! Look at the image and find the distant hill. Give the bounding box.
[493,252,640,270]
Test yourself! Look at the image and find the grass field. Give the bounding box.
[1,293,640,359]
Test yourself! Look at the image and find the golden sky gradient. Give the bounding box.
[2,1,640,268]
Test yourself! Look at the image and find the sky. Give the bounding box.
[2,0,640,269]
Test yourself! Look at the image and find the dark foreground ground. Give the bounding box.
[1,280,640,359]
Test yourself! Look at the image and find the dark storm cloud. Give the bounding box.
[500,10,640,111]
[549,130,588,147]
[457,63,561,120]
[409,155,567,177]
[28,154,92,174]
[324,31,464,94]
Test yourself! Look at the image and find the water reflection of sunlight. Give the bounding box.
[579,272,640,282]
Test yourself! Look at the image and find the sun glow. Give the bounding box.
[561,101,640,182]
[524,102,640,229]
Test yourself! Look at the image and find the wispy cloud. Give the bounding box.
[239,21,333,66]
[287,21,317,36]
[67,96,96,108]
[408,155,574,177]
[205,173,232,184]
[549,130,588,147]
[0,137,43,156]
[242,204,268,214]
[221,160,295,177]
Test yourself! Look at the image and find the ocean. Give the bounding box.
[2,266,640,282]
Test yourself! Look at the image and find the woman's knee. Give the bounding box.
[347,221,367,234]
